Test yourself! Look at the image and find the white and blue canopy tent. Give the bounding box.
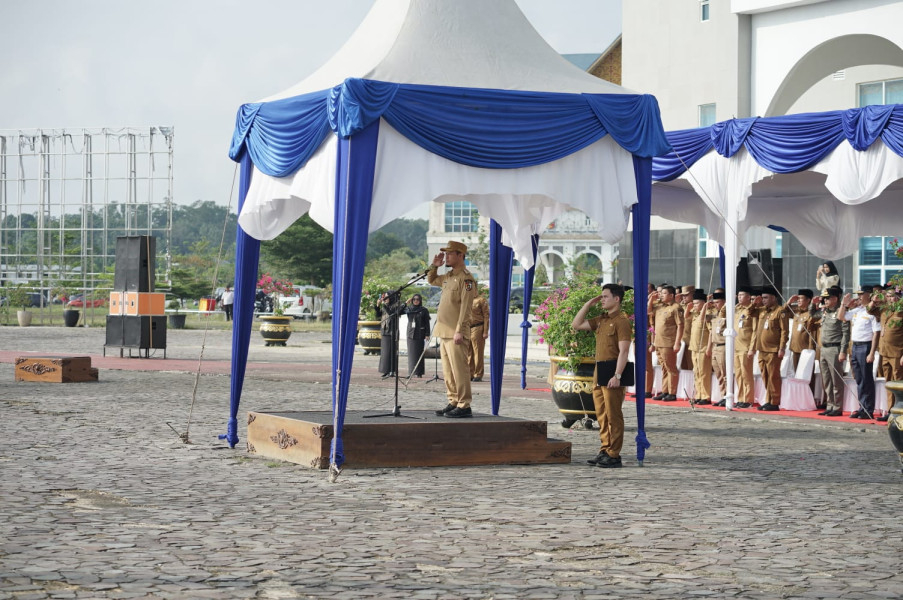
[223,0,670,475]
[651,105,903,407]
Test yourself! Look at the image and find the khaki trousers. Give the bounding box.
[592,384,625,458]
[734,352,754,404]
[467,325,486,379]
[440,337,472,408]
[880,354,903,409]
[819,346,844,412]
[758,351,782,406]
[656,346,678,394]
[712,345,727,397]
[645,346,655,393]
[692,349,712,399]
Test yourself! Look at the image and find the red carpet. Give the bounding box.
[625,393,888,425]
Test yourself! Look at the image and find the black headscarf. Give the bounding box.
[823,260,838,276]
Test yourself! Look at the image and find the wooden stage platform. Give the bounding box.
[246,410,572,469]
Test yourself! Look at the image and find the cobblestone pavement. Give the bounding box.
[1,326,901,599]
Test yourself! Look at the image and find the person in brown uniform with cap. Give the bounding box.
[784,288,818,397]
[753,286,789,411]
[465,286,489,382]
[812,286,849,416]
[573,283,632,468]
[685,289,712,404]
[733,286,758,408]
[706,290,728,405]
[648,285,683,401]
[429,241,476,418]
[679,285,695,370]
[868,285,903,421]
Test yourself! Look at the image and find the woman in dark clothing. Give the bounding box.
[404,293,431,377]
[377,292,400,378]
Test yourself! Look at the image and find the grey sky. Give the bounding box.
[1,0,621,211]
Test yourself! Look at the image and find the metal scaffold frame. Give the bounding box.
[0,127,173,322]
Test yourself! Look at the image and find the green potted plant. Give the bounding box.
[256,273,295,346]
[357,275,393,355]
[54,285,80,327]
[534,274,634,427]
[6,285,34,327]
[167,299,187,329]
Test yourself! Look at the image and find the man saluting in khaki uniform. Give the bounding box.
[753,286,788,411]
[430,241,477,418]
[648,285,683,401]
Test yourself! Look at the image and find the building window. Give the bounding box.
[444,201,478,233]
[699,103,716,128]
[700,0,710,21]
[698,226,719,258]
[858,78,903,107]
[858,236,903,287]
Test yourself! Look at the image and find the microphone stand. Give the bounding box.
[365,269,431,419]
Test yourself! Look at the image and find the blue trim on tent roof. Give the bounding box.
[652,104,903,182]
[230,78,671,177]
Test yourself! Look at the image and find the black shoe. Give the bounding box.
[445,406,473,418]
[435,404,456,416]
[714,400,726,407]
[587,450,609,465]
[849,411,863,419]
[817,410,829,416]
[761,404,779,411]
[696,399,711,405]
[652,392,667,400]
[381,372,393,379]
[472,377,482,382]
[735,402,751,409]
[596,455,622,468]
[855,412,873,420]
[662,394,677,401]
[826,410,843,417]
[877,415,889,422]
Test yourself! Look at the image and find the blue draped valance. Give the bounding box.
[652,104,903,182]
[230,78,671,176]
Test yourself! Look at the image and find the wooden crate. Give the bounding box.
[14,355,99,383]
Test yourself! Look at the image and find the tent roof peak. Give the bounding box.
[261,0,630,102]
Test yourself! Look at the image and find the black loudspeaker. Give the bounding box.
[105,315,124,346]
[113,236,155,292]
[122,316,167,349]
[737,249,782,291]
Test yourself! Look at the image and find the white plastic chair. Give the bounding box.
[780,349,817,411]
[675,342,695,400]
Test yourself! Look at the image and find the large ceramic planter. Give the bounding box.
[259,315,293,347]
[357,320,381,355]
[886,381,903,473]
[63,309,80,327]
[168,313,187,329]
[550,355,597,429]
[17,310,32,327]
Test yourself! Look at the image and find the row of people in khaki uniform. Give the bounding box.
[648,283,902,420]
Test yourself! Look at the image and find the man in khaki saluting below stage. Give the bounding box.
[430,240,477,418]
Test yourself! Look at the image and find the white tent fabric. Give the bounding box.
[239,122,637,269]
[652,141,903,261]
[237,0,640,270]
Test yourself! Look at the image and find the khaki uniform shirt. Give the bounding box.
[589,310,633,386]
[688,306,712,352]
[734,304,758,353]
[813,306,850,349]
[754,305,789,353]
[652,302,683,348]
[681,300,693,347]
[785,305,817,353]
[471,297,489,327]
[878,309,903,358]
[427,265,475,339]
[708,305,727,346]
